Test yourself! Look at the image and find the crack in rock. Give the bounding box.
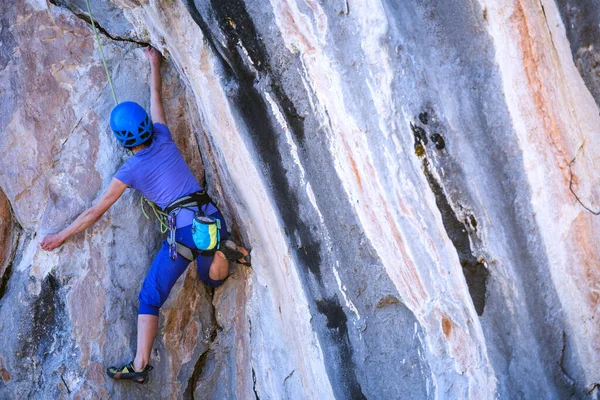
[559,331,577,393]
[568,145,600,215]
[48,0,149,47]
[251,367,260,400]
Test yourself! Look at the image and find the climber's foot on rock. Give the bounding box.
[107,361,153,384]
[220,240,251,266]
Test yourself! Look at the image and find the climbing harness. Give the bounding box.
[164,190,220,261]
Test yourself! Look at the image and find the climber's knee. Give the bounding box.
[208,252,229,281]
[196,251,227,288]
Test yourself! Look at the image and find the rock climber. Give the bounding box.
[40,46,250,384]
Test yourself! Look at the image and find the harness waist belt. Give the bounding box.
[165,190,212,215]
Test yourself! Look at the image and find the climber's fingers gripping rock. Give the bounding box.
[40,233,65,251]
[144,46,162,65]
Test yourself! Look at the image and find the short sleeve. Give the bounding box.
[152,123,173,142]
[114,160,135,187]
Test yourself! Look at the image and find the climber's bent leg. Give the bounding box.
[133,314,158,371]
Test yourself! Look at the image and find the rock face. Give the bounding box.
[0,0,598,399]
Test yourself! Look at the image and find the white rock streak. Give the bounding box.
[479,0,600,387]
[269,0,496,396]
[332,262,360,320]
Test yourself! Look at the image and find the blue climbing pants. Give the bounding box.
[138,211,228,316]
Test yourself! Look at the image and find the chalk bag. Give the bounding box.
[192,214,221,251]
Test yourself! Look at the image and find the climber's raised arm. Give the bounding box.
[40,178,127,251]
[144,46,166,126]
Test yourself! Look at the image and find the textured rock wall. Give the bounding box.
[0,0,598,399]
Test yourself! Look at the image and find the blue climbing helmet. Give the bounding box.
[110,101,153,148]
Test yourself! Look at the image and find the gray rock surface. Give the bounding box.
[0,0,599,399]
[556,0,600,107]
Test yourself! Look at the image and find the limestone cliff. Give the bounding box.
[0,0,598,399]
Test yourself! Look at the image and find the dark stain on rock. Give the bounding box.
[414,142,488,315]
[410,123,428,146]
[184,0,322,277]
[375,295,400,309]
[554,0,600,108]
[466,214,478,232]
[19,273,68,360]
[270,82,306,141]
[430,133,445,150]
[0,258,14,305]
[210,0,307,143]
[316,297,367,400]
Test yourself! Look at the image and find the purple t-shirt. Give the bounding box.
[115,123,216,226]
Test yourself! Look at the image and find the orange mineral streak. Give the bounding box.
[442,315,453,338]
[341,127,426,304]
[571,213,600,307]
[510,1,571,182]
[376,194,427,306]
[343,140,363,191]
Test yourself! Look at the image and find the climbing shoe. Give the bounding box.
[106,361,153,384]
[220,240,251,266]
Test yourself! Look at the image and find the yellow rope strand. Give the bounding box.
[83,0,118,105]
[140,196,169,234]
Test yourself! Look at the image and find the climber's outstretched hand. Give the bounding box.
[40,233,65,251]
[144,46,166,125]
[39,179,127,253]
[144,46,161,66]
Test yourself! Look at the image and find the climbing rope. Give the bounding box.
[83,0,170,231]
[83,0,118,105]
[140,196,170,233]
